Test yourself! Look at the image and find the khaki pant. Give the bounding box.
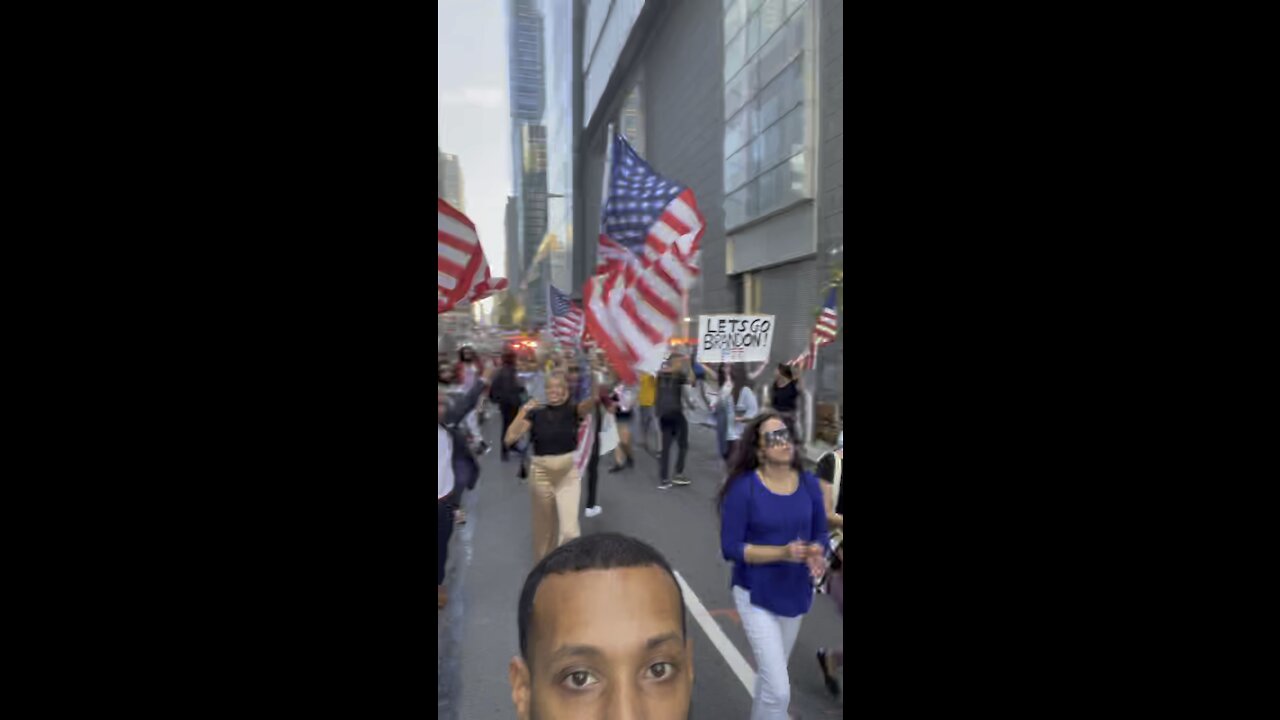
[530,452,582,563]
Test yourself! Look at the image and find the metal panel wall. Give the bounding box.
[754,257,819,368]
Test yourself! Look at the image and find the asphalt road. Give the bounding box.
[438,409,845,719]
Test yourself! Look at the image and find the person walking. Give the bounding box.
[438,365,493,610]
[583,383,618,518]
[488,350,525,463]
[711,364,732,460]
[504,371,597,564]
[655,354,695,489]
[768,364,801,436]
[455,346,489,455]
[725,363,760,463]
[608,381,637,472]
[718,413,828,720]
[815,429,845,697]
[637,371,657,452]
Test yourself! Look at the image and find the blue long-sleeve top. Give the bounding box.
[720,470,829,618]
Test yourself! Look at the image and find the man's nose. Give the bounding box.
[604,683,644,720]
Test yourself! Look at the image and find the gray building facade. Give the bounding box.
[573,0,843,407]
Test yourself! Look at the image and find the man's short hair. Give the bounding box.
[518,533,687,659]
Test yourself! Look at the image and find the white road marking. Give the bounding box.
[673,570,755,694]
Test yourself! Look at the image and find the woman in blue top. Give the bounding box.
[719,412,827,720]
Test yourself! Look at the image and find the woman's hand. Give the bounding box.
[519,399,540,416]
[806,543,826,577]
[785,540,810,562]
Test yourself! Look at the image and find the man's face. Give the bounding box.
[510,566,693,720]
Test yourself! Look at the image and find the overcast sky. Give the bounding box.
[439,0,511,278]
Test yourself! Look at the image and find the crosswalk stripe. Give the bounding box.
[673,570,755,694]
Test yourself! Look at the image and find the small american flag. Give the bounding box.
[585,134,705,384]
[438,198,507,314]
[572,412,595,477]
[793,286,839,370]
[549,284,584,347]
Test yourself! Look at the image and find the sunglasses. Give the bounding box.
[762,428,793,448]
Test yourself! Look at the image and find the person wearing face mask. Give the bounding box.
[719,413,827,720]
[505,371,598,564]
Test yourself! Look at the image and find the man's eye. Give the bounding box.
[646,662,675,681]
[562,670,599,690]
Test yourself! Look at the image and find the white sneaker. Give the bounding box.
[584,506,602,518]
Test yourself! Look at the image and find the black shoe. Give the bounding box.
[658,481,673,490]
[608,463,625,473]
[817,649,839,697]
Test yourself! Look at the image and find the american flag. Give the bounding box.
[438,198,507,314]
[792,286,840,370]
[572,412,595,477]
[549,284,584,347]
[584,134,705,384]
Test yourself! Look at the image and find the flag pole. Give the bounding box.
[594,124,613,344]
[600,123,614,274]
[597,124,613,364]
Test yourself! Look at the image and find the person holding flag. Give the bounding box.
[503,371,598,564]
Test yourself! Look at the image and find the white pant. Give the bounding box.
[733,586,803,720]
[462,408,481,441]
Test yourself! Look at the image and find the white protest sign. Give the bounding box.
[698,314,775,363]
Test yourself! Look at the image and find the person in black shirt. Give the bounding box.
[505,371,597,564]
[815,432,844,695]
[488,350,525,463]
[655,354,695,489]
[770,364,801,414]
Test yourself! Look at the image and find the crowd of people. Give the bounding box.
[437,341,844,718]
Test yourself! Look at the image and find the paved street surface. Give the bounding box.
[438,412,845,718]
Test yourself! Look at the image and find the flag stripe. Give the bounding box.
[438,198,506,314]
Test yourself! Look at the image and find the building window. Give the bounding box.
[723,0,812,230]
[617,79,644,156]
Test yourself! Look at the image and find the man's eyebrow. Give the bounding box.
[646,633,683,650]
[547,633,683,660]
[548,644,604,661]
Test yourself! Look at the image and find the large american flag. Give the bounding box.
[438,198,507,314]
[549,284,584,347]
[791,286,840,370]
[584,134,705,384]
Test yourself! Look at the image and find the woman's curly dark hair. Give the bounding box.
[716,411,803,515]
